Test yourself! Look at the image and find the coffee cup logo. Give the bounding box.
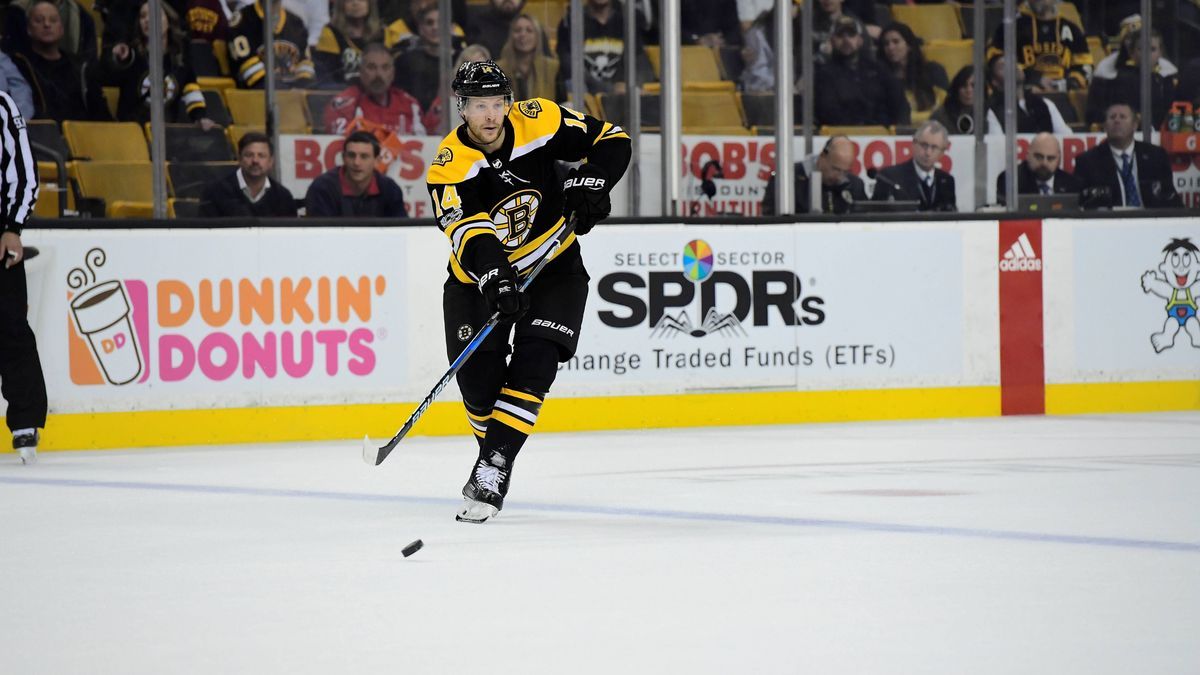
[68,248,144,385]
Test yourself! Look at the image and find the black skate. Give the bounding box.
[456,451,511,523]
[13,430,38,465]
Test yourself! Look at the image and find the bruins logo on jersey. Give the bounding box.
[491,190,541,248]
[517,100,543,118]
[433,147,453,166]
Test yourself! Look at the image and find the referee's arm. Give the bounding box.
[0,90,38,236]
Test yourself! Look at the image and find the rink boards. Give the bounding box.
[18,216,1200,450]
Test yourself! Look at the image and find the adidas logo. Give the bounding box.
[1000,233,1042,272]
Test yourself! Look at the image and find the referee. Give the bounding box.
[1,89,47,464]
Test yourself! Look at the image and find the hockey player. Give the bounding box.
[426,60,630,523]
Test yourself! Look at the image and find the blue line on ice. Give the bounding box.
[3,475,1197,553]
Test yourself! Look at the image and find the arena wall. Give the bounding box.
[18,213,1198,451]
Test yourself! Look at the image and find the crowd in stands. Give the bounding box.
[0,0,1197,218]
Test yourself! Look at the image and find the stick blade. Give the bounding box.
[362,435,382,465]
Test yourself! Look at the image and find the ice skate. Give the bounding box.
[456,451,511,523]
[13,430,38,465]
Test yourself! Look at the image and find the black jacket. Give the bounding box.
[305,168,408,218]
[199,170,299,218]
[995,163,1083,205]
[814,53,910,127]
[762,163,867,215]
[1073,140,1182,209]
[870,159,956,212]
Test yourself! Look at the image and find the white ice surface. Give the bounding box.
[1,413,1198,674]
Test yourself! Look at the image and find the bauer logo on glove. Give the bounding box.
[562,164,612,236]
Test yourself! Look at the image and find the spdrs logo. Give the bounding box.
[598,238,825,337]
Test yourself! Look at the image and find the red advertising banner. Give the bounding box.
[999,219,1045,415]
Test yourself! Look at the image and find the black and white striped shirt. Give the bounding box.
[0,90,38,234]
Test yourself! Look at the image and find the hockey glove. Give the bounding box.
[478,263,529,322]
[562,164,611,236]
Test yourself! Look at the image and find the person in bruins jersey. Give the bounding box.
[987,0,1092,92]
[427,60,630,523]
[227,0,315,88]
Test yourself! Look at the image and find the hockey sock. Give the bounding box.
[480,337,561,465]
[456,349,508,450]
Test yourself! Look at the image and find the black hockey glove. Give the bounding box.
[478,263,529,322]
[562,164,611,236]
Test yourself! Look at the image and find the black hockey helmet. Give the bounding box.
[452,60,513,102]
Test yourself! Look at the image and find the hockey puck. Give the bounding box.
[402,539,424,557]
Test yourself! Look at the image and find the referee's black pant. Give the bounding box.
[0,260,46,432]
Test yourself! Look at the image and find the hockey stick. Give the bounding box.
[362,217,577,466]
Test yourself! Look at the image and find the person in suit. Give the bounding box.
[870,119,956,212]
[1074,102,1182,209]
[762,135,868,215]
[995,132,1082,205]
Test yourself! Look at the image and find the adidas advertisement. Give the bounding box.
[566,225,969,393]
[1053,217,1200,377]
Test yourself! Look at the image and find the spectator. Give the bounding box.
[1074,102,1182,209]
[305,131,408,218]
[870,119,956,211]
[814,16,909,127]
[682,0,742,49]
[497,13,560,101]
[384,0,467,52]
[394,3,463,113]
[812,0,869,61]
[11,0,111,122]
[739,3,801,93]
[104,0,216,129]
[199,132,298,217]
[184,0,233,76]
[468,0,525,60]
[877,22,948,118]
[985,55,1072,136]
[1087,28,1178,128]
[930,65,978,134]
[314,0,384,88]
[0,52,36,119]
[227,0,315,88]
[325,43,426,135]
[556,0,653,96]
[988,0,1092,93]
[3,0,98,61]
[0,90,48,465]
[995,132,1082,205]
[762,135,867,215]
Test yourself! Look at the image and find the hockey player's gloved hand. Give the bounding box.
[562,164,611,236]
[478,263,529,322]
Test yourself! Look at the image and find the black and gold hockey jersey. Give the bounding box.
[314,25,369,85]
[988,4,1093,90]
[227,0,315,88]
[426,98,631,285]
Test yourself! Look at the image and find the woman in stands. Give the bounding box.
[11,0,111,122]
[877,22,947,120]
[314,0,384,88]
[930,65,977,134]
[104,0,216,129]
[497,14,560,101]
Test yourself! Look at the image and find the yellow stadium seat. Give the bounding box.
[682,90,746,129]
[226,125,266,150]
[73,161,155,217]
[223,89,310,132]
[62,121,149,161]
[196,76,237,91]
[890,5,963,43]
[1086,36,1107,68]
[102,86,119,118]
[924,40,975,81]
[525,0,566,37]
[685,125,753,136]
[819,125,894,136]
[1058,2,1083,29]
[645,45,728,86]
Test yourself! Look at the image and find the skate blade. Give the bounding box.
[455,499,499,524]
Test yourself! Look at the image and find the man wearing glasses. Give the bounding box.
[870,119,957,212]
